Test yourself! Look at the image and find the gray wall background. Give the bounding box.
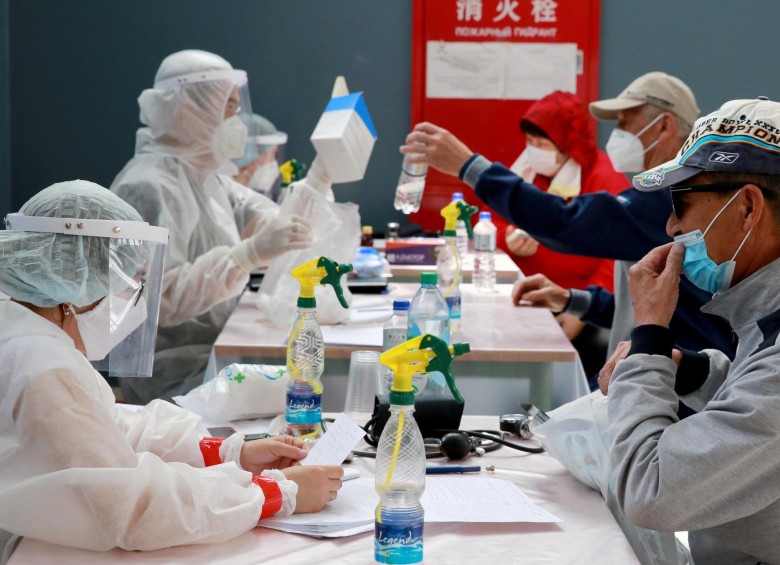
[1,0,779,227]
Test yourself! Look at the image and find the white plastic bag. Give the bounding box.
[257,183,360,329]
[534,391,691,565]
[174,363,289,421]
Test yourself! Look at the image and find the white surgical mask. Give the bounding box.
[606,113,663,173]
[525,145,561,177]
[73,295,148,361]
[212,115,248,162]
[249,160,280,192]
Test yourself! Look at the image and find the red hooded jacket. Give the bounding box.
[496,91,627,291]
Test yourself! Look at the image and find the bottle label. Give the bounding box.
[474,231,496,252]
[285,391,322,424]
[445,295,461,320]
[375,521,424,564]
[383,328,408,350]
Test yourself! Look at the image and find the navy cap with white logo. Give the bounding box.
[633,97,780,191]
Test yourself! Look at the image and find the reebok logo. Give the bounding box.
[709,151,739,164]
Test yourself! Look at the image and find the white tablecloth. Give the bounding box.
[9,416,638,564]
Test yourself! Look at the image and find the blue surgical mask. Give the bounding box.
[673,189,751,294]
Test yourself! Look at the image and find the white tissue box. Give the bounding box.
[310,92,377,183]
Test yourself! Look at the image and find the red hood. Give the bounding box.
[521,91,598,171]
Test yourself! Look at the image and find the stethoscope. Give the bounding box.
[322,418,544,460]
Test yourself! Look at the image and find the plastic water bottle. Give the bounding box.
[382,300,410,394]
[285,305,324,439]
[374,403,425,564]
[451,193,469,259]
[394,144,428,214]
[473,211,497,293]
[437,236,462,339]
[407,272,449,343]
[408,273,450,397]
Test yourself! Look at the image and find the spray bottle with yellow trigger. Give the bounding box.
[284,256,353,441]
[374,334,469,564]
[436,200,477,340]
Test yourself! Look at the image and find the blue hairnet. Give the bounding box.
[0,180,146,308]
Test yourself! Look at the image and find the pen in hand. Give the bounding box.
[425,465,496,475]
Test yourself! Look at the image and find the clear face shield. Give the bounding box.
[154,69,255,163]
[235,131,288,198]
[5,214,168,378]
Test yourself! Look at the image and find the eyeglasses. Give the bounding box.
[669,182,747,219]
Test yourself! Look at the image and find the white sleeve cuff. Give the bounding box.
[261,469,298,516]
[218,433,246,466]
[229,241,256,274]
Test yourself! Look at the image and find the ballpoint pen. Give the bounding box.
[425,465,495,475]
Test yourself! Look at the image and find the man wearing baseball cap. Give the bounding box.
[607,98,780,563]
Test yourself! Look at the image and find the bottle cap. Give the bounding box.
[361,225,373,235]
[392,299,410,311]
[452,192,464,201]
[420,272,438,285]
[479,211,491,221]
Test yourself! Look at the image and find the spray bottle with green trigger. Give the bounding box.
[284,256,353,441]
[374,334,470,564]
[437,200,478,340]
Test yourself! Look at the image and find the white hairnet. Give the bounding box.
[137,49,249,169]
[0,180,146,308]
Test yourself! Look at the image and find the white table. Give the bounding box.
[214,284,586,413]
[9,415,638,564]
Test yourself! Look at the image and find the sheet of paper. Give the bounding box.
[427,41,506,99]
[321,323,383,346]
[259,475,560,539]
[505,42,577,100]
[300,413,366,467]
[422,477,561,523]
[426,40,577,100]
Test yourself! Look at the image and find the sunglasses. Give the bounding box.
[669,181,747,219]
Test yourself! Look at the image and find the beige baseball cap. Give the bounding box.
[589,71,700,128]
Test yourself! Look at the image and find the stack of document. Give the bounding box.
[259,476,561,538]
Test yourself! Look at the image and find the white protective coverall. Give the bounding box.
[0,301,295,561]
[112,50,309,403]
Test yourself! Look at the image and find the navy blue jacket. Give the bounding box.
[467,159,736,358]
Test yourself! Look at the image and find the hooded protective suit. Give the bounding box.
[0,182,296,562]
[112,50,309,403]
[505,91,627,291]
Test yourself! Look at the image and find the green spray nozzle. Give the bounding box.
[280,159,307,187]
[379,334,470,405]
[290,256,353,309]
[440,200,479,237]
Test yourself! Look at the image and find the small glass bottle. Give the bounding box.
[361,225,374,248]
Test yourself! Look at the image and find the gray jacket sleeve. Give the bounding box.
[608,352,780,532]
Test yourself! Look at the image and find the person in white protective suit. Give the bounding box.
[0,181,343,562]
[111,49,312,404]
[232,113,288,201]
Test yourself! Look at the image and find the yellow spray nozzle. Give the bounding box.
[380,334,470,405]
[440,201,461,234]
[291,256,353,308]
[280,159,307,187]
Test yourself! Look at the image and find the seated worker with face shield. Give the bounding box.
[232,113,288,202]
[112,50,312,404]
[0,181,343,561]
